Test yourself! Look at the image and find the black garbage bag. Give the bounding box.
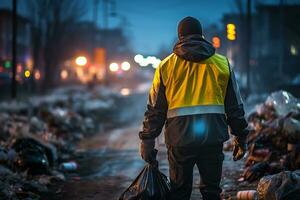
[119,163,170,200]
[257,170,300,200]
[11,138,51,175]
[15,147,49,175]
[283,144,300,171]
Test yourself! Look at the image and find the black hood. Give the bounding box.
[173,34,215,62]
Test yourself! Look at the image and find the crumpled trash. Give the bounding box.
[0,147,8,164]
[59,161,78,172]
[239,91,300,182]
[11,137,57,175]
[282,117,300,143]
[0,165,13,176]
[283,144,300,171]
[0,85,136,198]
[119,163,171,200]
[29,116,47,133]
[257,170,300,200]
[265,91,300,116]
[244,162,270,183]
[236,190,258,200]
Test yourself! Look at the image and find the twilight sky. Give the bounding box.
[0,0,286,55]
[95,0,234,54]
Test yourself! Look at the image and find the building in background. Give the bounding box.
[61,21,133,84]
[0,9,32,73]
[254,4,300,79]
[221,3,300,93]
[0,8,133,88]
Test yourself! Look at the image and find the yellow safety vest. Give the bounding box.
[150,53,230,118]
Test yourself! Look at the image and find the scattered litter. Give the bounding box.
[257,170,300,200]
[0,86,122,199]
[59,161,78,172]
[236,190,258,200]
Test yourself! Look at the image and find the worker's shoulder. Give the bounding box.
[211,53,228,62]
[158,53,176,69]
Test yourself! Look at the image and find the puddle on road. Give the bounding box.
[70,149,145,180]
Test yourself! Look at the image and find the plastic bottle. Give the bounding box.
[59,161,78,172]
[237,190,258,200]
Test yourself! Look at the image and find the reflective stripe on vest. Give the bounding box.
[167,105,225,118]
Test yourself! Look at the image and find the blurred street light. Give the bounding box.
[26,58,33,71]
[146,56,156,65]
[226,23,236,41]
[291,45,298,55]
[75,56,87,66]
[121,61,131,71]
[109,62,119,72]
[61,69,68,80]
[17,64,22,73]
[139,59,148,67]
[212,36,221,49]
[24,70,31,78]
[89,65,97,74]
[34,70,41,80]
[134,54,143,63]
[120,88,131,96]
[4,60,12,69]
[152,59,161,69]
[134,54,161,68]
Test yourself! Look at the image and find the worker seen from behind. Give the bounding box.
[139,17,249,200]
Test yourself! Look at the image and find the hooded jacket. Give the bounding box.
[139,34,248,147]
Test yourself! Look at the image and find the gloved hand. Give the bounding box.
[140,139,157,163]
[233,136,247,161]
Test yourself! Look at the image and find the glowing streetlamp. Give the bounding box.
[24,70,31,78]
[61,69,68,80]
[152,59,161,69]
[75,56,87,66]
[212,36,221,49]
[120,88,131,96]
[17,64,22,73]
[109,62,119,72]
[134,54,143,63]
[121,61,131,71]
[34,70,41,80]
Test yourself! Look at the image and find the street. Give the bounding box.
[1,1,300,199]
[51,89,256,200]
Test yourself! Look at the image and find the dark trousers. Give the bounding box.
[167,145,224,200]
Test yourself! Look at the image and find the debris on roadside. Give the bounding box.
[242,91,300,183]
[236,190,258,200]
[0,86,123,199]
[257,170,300,200]
[223,91,300,199]
[59,161,78,172]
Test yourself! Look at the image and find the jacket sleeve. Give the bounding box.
[224,62,249,138]
[139,67,168,140]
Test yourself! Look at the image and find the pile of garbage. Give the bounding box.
[241,91,300,183]
[0,86,121,199]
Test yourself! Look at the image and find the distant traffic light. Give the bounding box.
[212,36,221,48]
[227,23,236,41]
[3,60,12,68]
[24,70,31,78]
